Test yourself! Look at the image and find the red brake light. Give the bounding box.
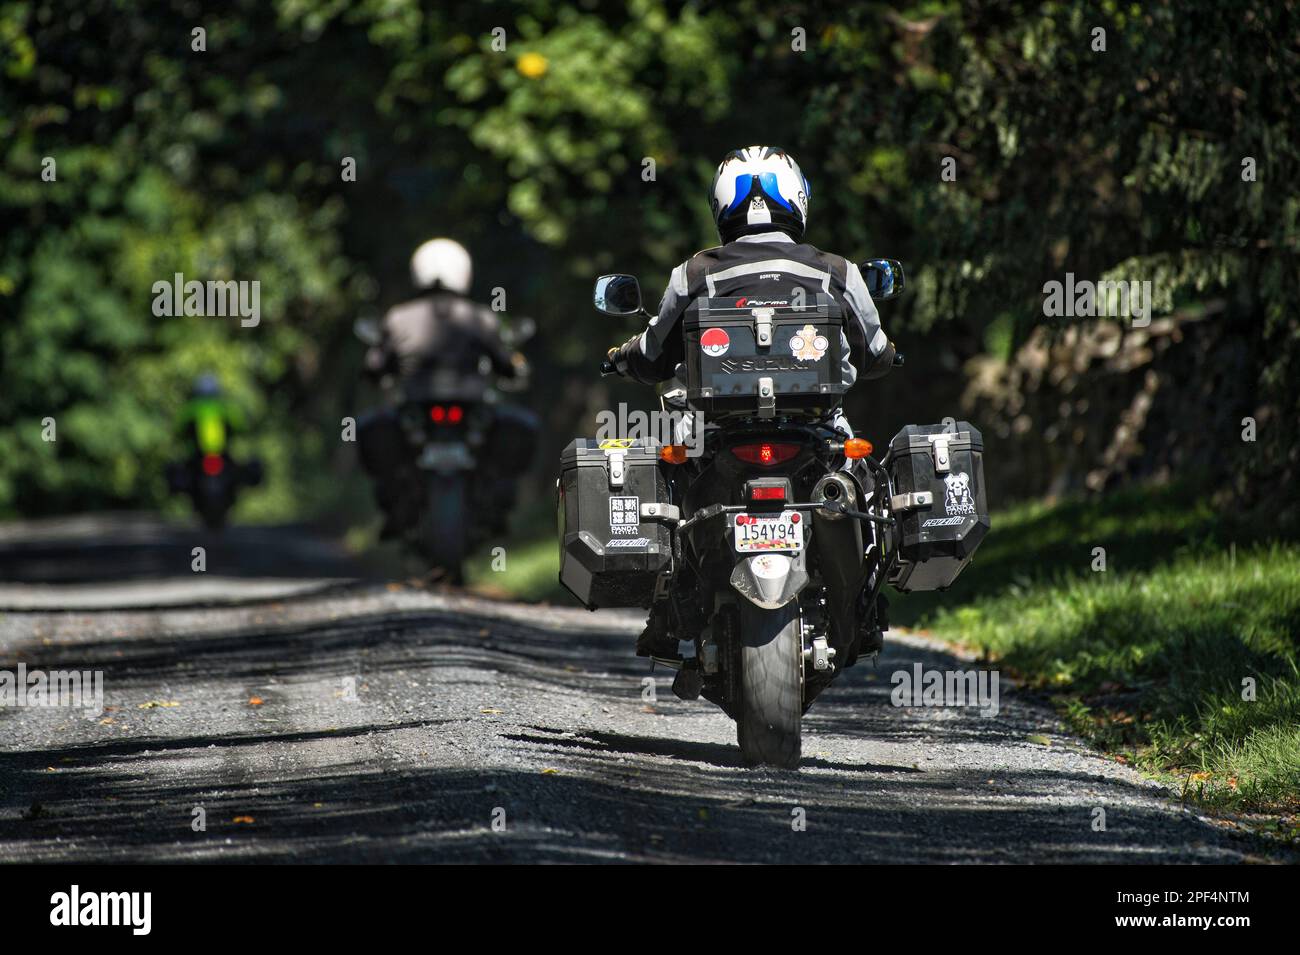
[430,405,446,423]
[750,486,787,501]
[201,454,224,476]
[448,405,463,424]
[731,442,800,466]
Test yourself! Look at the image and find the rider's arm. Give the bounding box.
[842,261,896,381]
[609,262,690,384]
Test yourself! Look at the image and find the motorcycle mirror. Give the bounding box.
[353,317,382,346]
[860,259,906,301]
[594,274,643,316]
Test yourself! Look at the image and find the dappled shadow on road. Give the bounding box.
[0,594,1284,863]
[0,749,1267,863]
[0,602,650,701]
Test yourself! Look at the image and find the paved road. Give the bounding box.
[0,527,1286,863]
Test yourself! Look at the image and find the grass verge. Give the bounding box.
[894,485,1300,821]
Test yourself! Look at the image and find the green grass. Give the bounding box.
[464,502,568,604]
[900,487,1300,814]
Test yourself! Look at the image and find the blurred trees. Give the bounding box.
[1,0,1295,522]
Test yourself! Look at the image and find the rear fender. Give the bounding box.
[729,551,809,610]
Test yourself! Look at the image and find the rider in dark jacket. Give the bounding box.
[606,146,898,657]
[608,146,896,391]
[358,238,535,539]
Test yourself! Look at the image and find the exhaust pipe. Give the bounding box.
[811,472,858,516]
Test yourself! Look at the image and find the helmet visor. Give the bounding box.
[723,171,795,213]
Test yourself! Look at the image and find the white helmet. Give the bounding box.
[710,146,810,243]
[410,238,472,294]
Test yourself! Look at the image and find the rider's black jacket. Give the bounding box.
[367,291,521,382]
[614,232,895,385]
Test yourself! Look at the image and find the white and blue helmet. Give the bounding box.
[710,146,810,243]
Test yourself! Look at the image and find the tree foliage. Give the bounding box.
[1,0,1295,520]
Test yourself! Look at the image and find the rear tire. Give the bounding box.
[737,600,803,769]
[418,473,468,584]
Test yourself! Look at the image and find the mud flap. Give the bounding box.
[729,552,808,610]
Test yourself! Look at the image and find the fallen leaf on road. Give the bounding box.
[248,697,264,706]
[232,816,255,824]
[1027,734,1052,746]
[480,708,502,715]
[541,768,559,775]
[137,701,179,709]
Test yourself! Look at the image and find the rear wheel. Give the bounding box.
[418,473,468,584]
[737,600,803,769]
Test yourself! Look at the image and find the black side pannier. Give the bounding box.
[558,438,672,609]
[682,293,847,417]
[885,422,990,592]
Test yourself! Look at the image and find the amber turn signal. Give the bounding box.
[659,444,689,465]
[843,438,874,459]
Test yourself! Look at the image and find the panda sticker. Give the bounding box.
[700,327,730,358]
[943,471,976,516]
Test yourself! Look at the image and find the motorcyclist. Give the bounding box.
[364,238,528,389]
[604,146,898,657]
[357,238,537,539]
[176,374,245,458]
[167,374,261,503]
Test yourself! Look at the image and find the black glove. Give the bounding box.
[607,340,637,376]
[863,340,897,380]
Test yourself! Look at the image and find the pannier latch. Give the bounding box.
[752,307,774,348]
[890,491,933,512]
[607,449,626,488]
[929,434,951,473]
[641,502,681,522]
[757,376,776,418]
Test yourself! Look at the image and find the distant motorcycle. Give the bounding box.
[166,449,262,531]
[165,380,262,531]
[355,318,537,583]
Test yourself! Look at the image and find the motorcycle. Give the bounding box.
[166,447,262,531]
[355,317,537,583]
[559,260,988,767]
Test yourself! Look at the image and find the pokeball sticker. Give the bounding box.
[701,327,730,358]
[789,324,829,361]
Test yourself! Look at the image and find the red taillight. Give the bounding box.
[750,486,787,502]
[731,442,800,466]
[430,404,464,425]
[201,454,224,476]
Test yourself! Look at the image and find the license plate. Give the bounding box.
[733,511,802,553]
[417,442,474,470]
